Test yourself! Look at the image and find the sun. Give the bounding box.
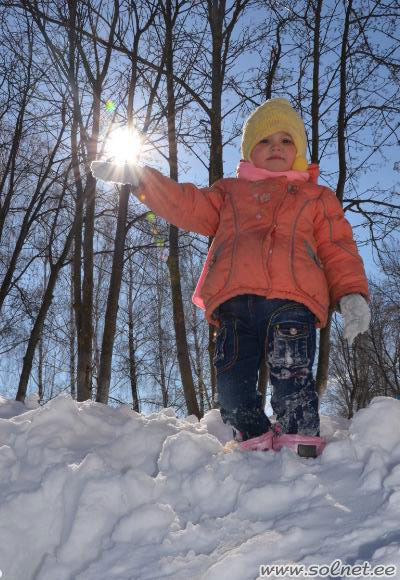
[105,126,142,164]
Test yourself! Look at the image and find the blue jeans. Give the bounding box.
[213,295,319,440]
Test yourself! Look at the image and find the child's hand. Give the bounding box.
[339,294,371,346]
[90,161,142,186]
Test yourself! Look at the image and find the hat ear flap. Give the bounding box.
[292,156,308,171]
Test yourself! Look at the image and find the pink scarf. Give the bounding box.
[236,160,320,184]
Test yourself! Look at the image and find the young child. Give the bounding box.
[92,98,370,457]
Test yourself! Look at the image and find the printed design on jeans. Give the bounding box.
[270,366,309,381]
[213,325,227,363]
[271,384,320,436]
[271,322,309,368]
[213,319,239,374]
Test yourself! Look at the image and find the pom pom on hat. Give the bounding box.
[241,98,308,170]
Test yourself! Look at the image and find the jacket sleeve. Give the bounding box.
[314,187,369,307]
[134,167,224,236]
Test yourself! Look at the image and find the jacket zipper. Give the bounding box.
[264,190,289,274]
[208,242,224,270]
[290,199,313,292]
[225,192,239,289]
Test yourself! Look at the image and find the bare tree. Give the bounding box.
[159,0,202,418]
[97,1,159,404]
[326,261,400,418]
[16,174,79,401]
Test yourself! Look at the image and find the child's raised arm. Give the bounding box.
[135,167,224,236]
[91,161,224,237]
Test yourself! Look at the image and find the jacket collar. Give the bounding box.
[236,160,320,184]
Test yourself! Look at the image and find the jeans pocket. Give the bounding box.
[271,322,309,368]
[213,319,238,374]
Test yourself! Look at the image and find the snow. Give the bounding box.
[0,395,399,580]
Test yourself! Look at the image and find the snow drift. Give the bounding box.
[0,394,399,580]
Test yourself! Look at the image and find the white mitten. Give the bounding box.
[90,161,142,186]
[339,293,371,346]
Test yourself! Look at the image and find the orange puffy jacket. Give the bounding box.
[136,167,369,328]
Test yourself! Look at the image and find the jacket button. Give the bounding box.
[256,213,262,219]
[269,249,273,254]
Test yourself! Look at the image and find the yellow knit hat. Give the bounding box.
[241,97,308,171]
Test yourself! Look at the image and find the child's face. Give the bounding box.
[250,131,297,171]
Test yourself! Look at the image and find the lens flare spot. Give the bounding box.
[105,99,116,113]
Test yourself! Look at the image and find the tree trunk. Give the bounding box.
[167,228,200,417]
[207,1,225,405]
[309,0,329,398]
[77,163,96,400]
[128,264,140,412]
[192,303,211,414]
[71,131,84,399]
[74,0,120,401]
[76,89,103,401]
[310,0,322,164]
[69,262,76,399]
[156,286,169,408]
[38,332,44,404]
[96,4,142,405]
[96,185,130,403]
[336,0,352,205]
[164,0,200,419]
[65,0,89,402]
[316,311,333,398]
[317,0,352,398]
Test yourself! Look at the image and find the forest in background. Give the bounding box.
[0,0,399,419]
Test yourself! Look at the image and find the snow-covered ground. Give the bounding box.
[0,394,399,580]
